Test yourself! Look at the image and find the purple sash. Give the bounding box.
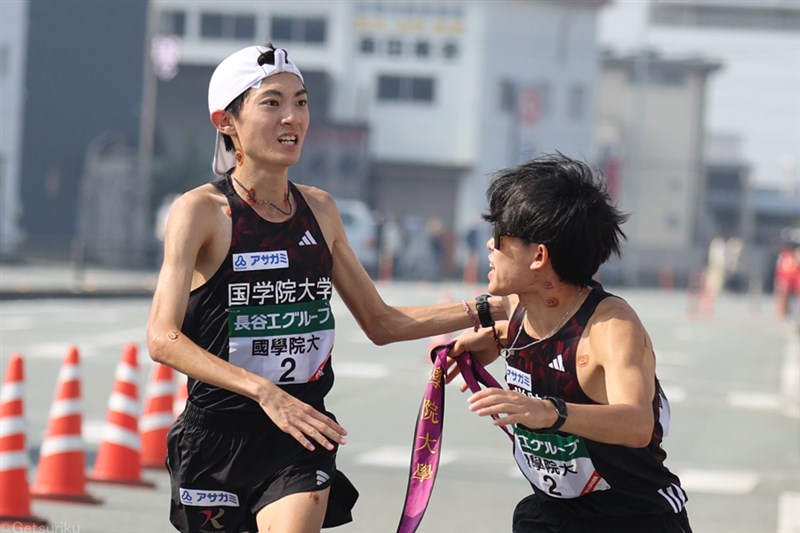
[396,342,513,533]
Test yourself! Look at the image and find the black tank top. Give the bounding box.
[182,176,335,413]
[504,281,687,517]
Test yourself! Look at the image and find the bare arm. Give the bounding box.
[302,188,506,345]
[469,299,656,447]
[146,188,347,451]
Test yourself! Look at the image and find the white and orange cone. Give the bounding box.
[89,343,154,487]
[31,346,101,503]
[0,354,49,526]
[173,373,188,419]
[140,362,174,468]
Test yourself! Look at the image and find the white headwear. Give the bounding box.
[207,45,304,176]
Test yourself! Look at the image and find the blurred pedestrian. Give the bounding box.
[146,43,503,533]
[774,244,800,319]
[378,212,401,281]
[448,154,692,532]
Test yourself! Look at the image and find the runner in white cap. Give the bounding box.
[147,42,504,533]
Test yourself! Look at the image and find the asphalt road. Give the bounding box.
[1,281,798,532]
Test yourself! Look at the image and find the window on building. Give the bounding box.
[415,41,430,58]
[387,39,403,57]
[201,13,256,40]
[568,84,586,120]
[442,42,459,59]
[360,37,376,54]
[201,14,223,38]
[235,16,256,40]
[627,65,685,86]
[270,16,327,44]
[411,77,434,101]
[377,75,435,103]
[159,10,186,37]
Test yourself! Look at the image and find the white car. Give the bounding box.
[336,199,379,275]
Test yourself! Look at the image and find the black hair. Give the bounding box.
[483,153,629,285]
[221,42,296,152]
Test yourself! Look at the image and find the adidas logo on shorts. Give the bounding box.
[316,470,330,486]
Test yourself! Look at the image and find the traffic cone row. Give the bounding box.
[0,344,189,518]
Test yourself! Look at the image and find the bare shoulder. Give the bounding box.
[295,184,337,215]
[590,295,641,327]
[587,296,645,347]
[173,182,227,217]
[164,182,229,248]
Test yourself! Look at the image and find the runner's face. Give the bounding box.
[232,72,309,169]
[486,232,537,296]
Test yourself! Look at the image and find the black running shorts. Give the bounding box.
[512,494,693,533]
[167,402,357,533]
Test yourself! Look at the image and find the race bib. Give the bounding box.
[227,300,335,384]
[513,426,611,499]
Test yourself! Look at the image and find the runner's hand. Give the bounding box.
[258,385,347,451]
[468,388,554,429]
[447,326,503,389]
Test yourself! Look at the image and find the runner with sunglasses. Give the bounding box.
[448,153,692,532]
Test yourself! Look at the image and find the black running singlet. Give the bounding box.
[182,176,335,413]
[504,281,688,518]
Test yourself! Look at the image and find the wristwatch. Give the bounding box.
[539,396,568,434]
[475,294,494,328]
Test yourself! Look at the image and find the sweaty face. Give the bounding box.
[231,72,309,169]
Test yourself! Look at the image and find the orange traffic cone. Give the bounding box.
[140,363,174,468]
[0,354,49,526]
[173,373,188,418]
[89,343,154,487]
[31,346,101,503]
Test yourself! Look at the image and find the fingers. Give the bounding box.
[297,408,348,451]
[264,396,348,452]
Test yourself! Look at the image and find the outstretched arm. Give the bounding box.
[304,188,506,345]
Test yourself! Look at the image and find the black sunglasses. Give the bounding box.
[493,225,512,250]
[493,225,542,250]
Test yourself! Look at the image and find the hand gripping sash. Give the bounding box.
[396,342,513,533]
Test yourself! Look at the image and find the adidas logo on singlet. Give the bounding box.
[299,230,317,246]
[316,470,330,486]
[548,354,565,372]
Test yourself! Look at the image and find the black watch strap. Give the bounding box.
[475,294,494,328]
[539,396,568,434]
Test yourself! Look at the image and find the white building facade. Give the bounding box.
[152,0,607,239]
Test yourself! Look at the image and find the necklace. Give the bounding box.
[231,175,293,216]
[501,286,587,359]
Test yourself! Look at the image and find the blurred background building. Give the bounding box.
[1,0,798,287]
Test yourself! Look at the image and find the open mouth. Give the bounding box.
[278,135,298,145]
